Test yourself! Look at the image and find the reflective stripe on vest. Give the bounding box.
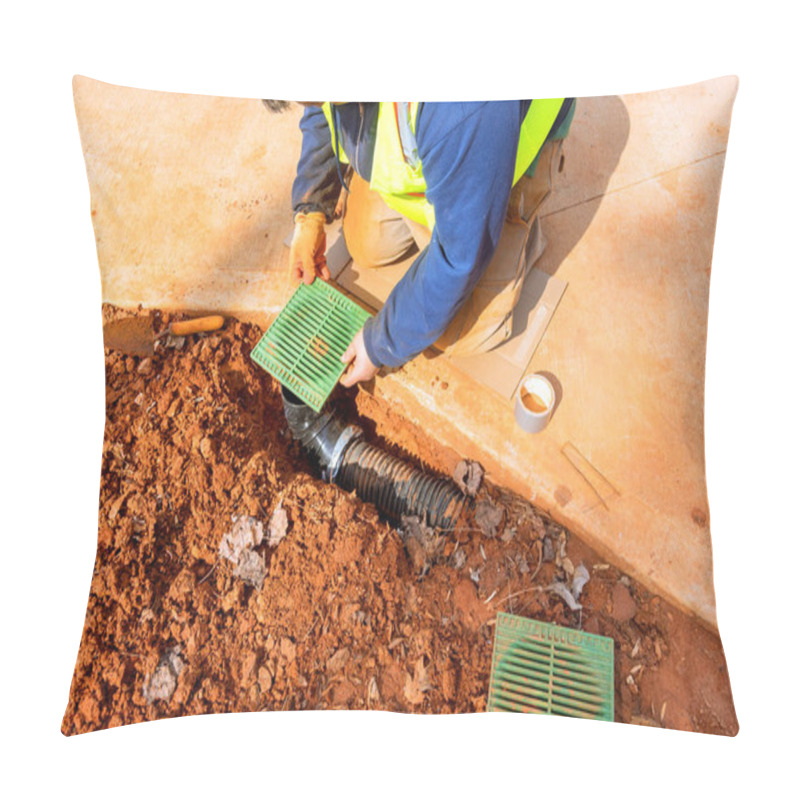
[321,100,564,230]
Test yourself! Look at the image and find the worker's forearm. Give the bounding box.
[292,105,340,221]
[361,236,479,368]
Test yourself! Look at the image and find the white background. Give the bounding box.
[3,1,797,797]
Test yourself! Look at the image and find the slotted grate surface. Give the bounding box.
[250,281,371,412]
[488,613,614,721]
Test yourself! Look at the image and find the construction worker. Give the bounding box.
[287,100,575,387]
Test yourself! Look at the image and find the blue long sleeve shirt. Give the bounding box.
[292,101,563,368]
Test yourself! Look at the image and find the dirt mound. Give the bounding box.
[61,308,737,734]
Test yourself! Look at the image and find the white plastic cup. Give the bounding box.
[514,373,555,433]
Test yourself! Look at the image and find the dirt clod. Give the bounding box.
[612,582,637,621]
[266,502,289,547]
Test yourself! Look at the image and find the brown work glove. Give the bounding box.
[289,211,330,284]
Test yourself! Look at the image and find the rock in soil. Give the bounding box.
[234,549,267,589]
[142,647,184,704]
[266,502,289,547]
[219,515,265,562]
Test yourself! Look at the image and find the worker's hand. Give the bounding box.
[340,328,379,387]
[289,211,330,284]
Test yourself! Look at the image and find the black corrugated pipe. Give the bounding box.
[281,387,465,530]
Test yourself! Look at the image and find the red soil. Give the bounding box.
[61,308,737,735]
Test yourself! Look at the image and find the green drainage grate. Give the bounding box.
[250,280,372,412]
[488,612,615,721]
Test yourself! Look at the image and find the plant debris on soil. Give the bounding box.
[61,307,738,735]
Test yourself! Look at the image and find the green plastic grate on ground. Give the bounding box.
[250,280,372,412]
[488,612,615,721]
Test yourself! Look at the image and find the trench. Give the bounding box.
[61,307,738,736]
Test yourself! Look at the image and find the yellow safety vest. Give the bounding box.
[321,100,564,230]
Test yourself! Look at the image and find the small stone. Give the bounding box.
[199,438,213,459]
[137,357,153,375]
[257,666,273,693]
[219,515,265,562]
[267,502,289,547]
[142,647,184,704]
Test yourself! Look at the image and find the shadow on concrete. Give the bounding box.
[424,96,630,381]
[537,95,630,272]
[460,95,632,387]
[536,370,564,420]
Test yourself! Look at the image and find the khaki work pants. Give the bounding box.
[342,139,562,357]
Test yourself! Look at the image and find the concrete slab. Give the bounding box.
[74,76,737,628]
[73,76,302,319]
[541,77,735,217]
[369,153,728,628]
